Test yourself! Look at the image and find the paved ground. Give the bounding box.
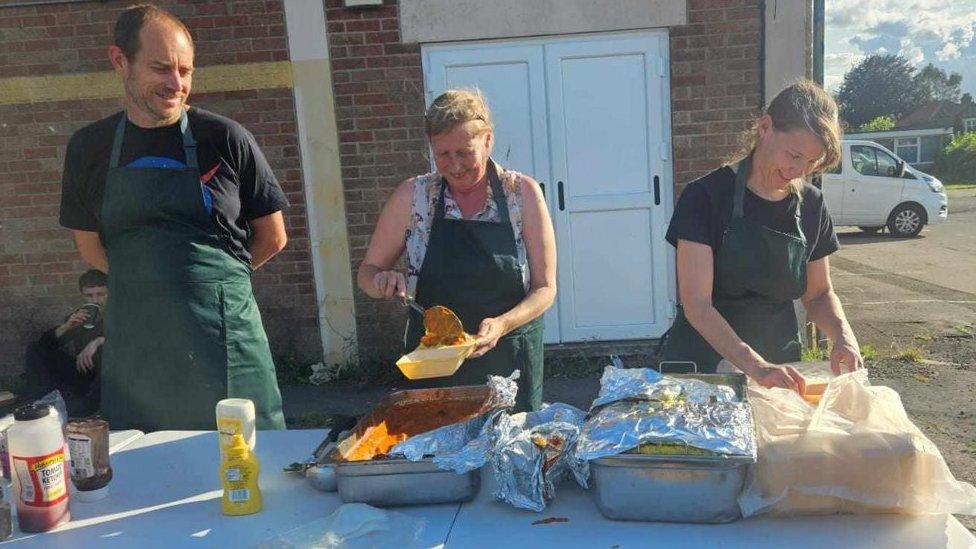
[830,188,976,344]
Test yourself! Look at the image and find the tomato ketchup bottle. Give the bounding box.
[8,404,70,533]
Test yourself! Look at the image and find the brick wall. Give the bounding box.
[327,0,763,361]
[323,0,428,362]
[671,0,763,190]
[0,0,320,377]
[0,0,766,375]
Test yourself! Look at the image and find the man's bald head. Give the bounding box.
[114,4,193,62]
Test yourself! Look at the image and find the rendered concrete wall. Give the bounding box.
[764,0,812,102]
[400,0,686,43]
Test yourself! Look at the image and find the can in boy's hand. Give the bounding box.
[80,303,101,329]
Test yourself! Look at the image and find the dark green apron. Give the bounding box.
[404,160,544,412]
[99,110,285,431]
[662,159,808,373]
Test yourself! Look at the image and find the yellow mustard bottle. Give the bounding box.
[220,434,262,516]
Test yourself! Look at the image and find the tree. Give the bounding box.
[934,132,976,184]
[836,54,925,128]
[914,63,963,103]
[859,115,895,132]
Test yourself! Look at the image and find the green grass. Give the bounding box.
[801,346,829,361]
[802,345,878,362]
[860,344,878,360]
[894,345,926,363]
[945,182,976,191]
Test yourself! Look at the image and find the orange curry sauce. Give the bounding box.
[342,398,485,461]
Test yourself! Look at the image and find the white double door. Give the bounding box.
[422,31,675,344]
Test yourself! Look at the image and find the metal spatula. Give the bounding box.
[402,295,426,316]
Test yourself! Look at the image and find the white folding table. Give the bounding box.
[4,429,973,548]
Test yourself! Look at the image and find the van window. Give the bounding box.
[851,145,877,175]
[875,148,900,176]
[851,145,900,177]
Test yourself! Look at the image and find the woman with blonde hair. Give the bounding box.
[662,80,863,392]
[357,89,556,411]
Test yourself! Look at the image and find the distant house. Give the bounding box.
[847,96,976,169]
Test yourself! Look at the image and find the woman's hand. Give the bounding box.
[830,333,864,374]
[371,270,407,300]
[470,317,508,358]
[748,362,807,395]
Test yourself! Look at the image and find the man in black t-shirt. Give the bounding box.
[57,5,288,430]
[60,106,289,266]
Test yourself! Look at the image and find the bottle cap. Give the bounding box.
[14,404,50,421]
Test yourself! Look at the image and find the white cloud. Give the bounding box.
[938,42,960,60]
[826,0,976,95]
[902,44,925,64]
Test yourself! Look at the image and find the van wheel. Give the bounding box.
[887,204,926,237]
[858,226,883,234]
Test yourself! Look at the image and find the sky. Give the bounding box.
[825,0,976,97]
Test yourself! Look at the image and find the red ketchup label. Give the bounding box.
[12,447,69,507]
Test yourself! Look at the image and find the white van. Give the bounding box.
[821,140,948,237]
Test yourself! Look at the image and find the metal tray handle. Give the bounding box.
[658,361,698,374]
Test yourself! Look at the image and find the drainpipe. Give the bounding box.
[812,0,825,189]
[813,0,825,86]
[759,0,766,108]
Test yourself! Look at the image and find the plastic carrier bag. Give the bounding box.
[739,370,976,517]
[257,503,425,549]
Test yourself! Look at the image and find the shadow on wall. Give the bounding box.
[0,288,65,382]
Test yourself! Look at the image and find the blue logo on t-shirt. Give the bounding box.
[126,156,186,170]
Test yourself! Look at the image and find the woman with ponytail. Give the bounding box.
[661,80,863,392]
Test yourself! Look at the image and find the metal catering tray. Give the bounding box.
[330,385,490,506]
[335,456,481,506]
[589,372,755,523]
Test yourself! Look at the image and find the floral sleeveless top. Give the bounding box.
[405,161,530,296]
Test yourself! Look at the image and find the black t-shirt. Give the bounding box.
[666,166,839,262]
[59,107,288,264]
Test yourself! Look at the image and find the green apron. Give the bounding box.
[662,159,808,373]
[99,110,285,431]
[404,160,544,412]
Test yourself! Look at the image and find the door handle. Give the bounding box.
[557,181,565,211]
[653,175,661,205]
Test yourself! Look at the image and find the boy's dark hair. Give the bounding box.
[79,269,108,292]
[114,4,193,62]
